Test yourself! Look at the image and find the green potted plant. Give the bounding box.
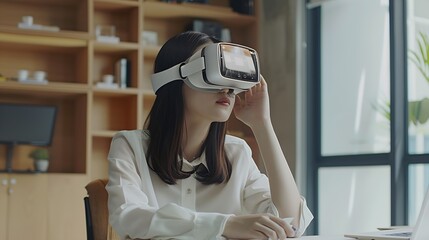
[29,148,50,172]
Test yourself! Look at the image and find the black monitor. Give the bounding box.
[0,103,57,172]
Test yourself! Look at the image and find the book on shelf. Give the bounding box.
[115,58,131,89]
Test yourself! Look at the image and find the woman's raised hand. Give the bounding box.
[233,76,271,129]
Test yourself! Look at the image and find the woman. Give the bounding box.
[106,31,313,239]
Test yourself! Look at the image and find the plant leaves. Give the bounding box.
[409,32,429,84]
[409,98,429,125]
[417,98,429,124]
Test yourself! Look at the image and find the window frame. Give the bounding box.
[304,0,420,234]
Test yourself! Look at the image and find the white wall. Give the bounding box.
[260,0,299,177]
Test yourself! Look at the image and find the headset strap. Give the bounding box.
[151,57,205,94]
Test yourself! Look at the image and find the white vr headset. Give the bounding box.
[151,42,260,94]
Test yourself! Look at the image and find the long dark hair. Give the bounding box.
[144,31,232,185]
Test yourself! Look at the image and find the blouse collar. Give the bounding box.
[181,152,208,172]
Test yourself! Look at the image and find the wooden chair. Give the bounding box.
[84,179,120,240]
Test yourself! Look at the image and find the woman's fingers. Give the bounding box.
[254,222,279,239]
[257,215,287,239]
[223,214,294,240]
[271,216,296,238]
[234,94,243,109]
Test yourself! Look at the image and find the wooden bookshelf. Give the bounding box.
[0,0,259,239]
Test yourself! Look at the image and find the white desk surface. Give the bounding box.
[299,236,355,239]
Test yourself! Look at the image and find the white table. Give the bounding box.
[299,236,355,239]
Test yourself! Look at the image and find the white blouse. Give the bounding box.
[106,130,313,240]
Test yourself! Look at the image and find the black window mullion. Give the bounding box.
[319,154,391,167]
[389,0,407,226]
[305,4,321,235]
[407,155,429,164]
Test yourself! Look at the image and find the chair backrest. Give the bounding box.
[84,196,94,240]
[85,179,120,240]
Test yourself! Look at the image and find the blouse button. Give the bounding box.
[187,188,192,194]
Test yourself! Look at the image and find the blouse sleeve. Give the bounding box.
[240,141,313,237]
[106,133,231,240]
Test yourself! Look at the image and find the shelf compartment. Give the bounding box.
[142,1,258,48]
[0,44,88,84]
[0,94,87,174]
[0,0,89,32]
[93,0,141,43]
[91,94,138,132]
[48,94,88,174]
[143,16,258,49]
[143,1,256,26]
[92,47,139,88]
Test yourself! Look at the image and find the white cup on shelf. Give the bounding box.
[33,71,46,81]
[17,69,29,81]
[103,74,114,84]
[22,16,33,26]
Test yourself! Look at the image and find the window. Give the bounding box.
[320,0,390,156]
[306,0,429,235]
[406,0,429,225]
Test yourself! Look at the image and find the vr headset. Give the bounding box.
[151,42,260,94]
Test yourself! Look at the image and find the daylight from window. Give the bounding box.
[406,0,429,225]
[318,0,391,235]
[321,0,391,157]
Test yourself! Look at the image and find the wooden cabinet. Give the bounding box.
[6,174,48,240]
[0,174,48,240]
[46,174,88,240]
[0,174,87,240]
[0,0,258,239]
